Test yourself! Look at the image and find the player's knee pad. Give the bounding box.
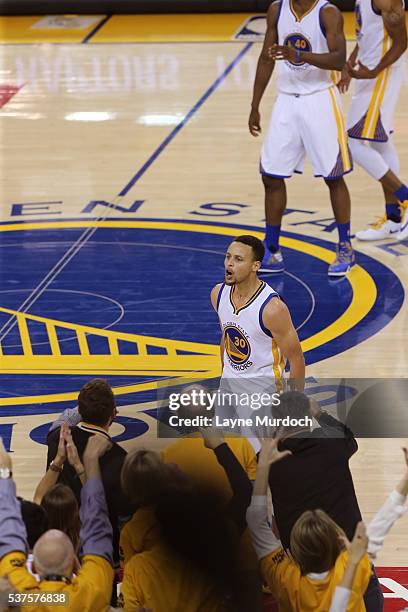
[370,140,401,176]
[349,138,389,181]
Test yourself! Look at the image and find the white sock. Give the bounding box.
[349,138,389,180]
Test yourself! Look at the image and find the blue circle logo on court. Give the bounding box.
[224,325,252,366]
[0,218,404,412]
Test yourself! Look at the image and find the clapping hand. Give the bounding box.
[199,425,225,450]
[83,434,112,462]
[54,422,68,468]
[63,425,84,475]
[258,433,292,468]
[341,521,368,564]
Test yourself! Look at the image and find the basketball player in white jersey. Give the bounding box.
[211,235,304,446]
[210,235,305,389]
[249,0,354,276]
[338,0,408,241]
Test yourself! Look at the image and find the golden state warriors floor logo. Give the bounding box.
[0,217,404,434]
[224,324,252,369]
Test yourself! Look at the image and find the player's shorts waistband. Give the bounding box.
[277,86,333,97]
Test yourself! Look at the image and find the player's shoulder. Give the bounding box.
[210,283,225,309]
[321,2,341,11]
[376,0,405,15]
[267,1,282,21]
[263,294,286,314]
[320,2,342,21]
[262,295,289,324]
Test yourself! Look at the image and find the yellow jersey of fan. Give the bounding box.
[216,281,286,385]
[276,0,335,95]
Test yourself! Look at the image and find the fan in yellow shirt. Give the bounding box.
[259,545,371,612]
[247,438,408,612]
[118,427,255,612]
[119,433,257,569]
[0,550,113,612]
[0,435,114,612]
[120,542,228,612]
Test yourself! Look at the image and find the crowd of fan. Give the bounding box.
[0,378,407,611]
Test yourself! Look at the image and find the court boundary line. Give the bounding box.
[81,15,112,44]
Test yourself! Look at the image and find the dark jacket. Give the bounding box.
[47,423,132,563]
[269,411,361,550]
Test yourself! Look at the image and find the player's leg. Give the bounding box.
[377,136,401,214]
[349,139,404,240]
[301,87,354,276]
[325,177,355,276]
[260,93,304,273]
[325,177,351,229]
[262,176,286,272]
[348,65,408,240]
[378,134,408,241]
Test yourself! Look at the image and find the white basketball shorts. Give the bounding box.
[260,86,352,180]
[347,63,404,142]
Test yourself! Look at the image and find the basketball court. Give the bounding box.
[0,13,407,606]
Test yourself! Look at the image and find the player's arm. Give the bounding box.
[338,44,359,93]
[210,284,224,368]
[249,1,280,137]
[350,0,407,79]
[262,298,305,390]
[270,4,346,70]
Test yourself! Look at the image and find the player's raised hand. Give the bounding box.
[249,107,261,136]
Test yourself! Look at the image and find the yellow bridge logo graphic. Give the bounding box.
[225,334,249,362]
[224,326,250,365]
[0,306,220,377]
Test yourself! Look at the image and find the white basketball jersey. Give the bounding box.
[355,0,404,69]
[276,0,335,95]
[217,281,286,383]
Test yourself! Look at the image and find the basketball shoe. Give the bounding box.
[397,216,408,241]
[328,242,356,276]
[356,215,401,241]
[260,246,285,273]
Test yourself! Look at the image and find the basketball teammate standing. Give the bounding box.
[249,0,354,276]
[339,0,408,241]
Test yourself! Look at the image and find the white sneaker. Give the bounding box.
[355,216,401,241]
[397,216,408,241]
